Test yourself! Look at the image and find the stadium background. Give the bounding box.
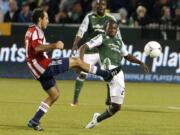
[0,0,180,83]
[0,23,180,82]
[0,1,180,135]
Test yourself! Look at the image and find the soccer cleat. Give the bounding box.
[70,102,78,107]
[103,66,121,81]
[27,120,44,131]
[85,113,100,129]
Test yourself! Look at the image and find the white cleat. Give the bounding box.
[85,113,100,129]
[70,103,78,107]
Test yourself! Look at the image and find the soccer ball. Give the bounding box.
[144,41,162,58]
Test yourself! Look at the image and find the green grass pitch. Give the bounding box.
[0,78,180,135]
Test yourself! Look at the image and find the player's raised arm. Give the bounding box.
[34,41,64,53]
[79,34,103,60]
[124,54,149,73]
[119,41,149,73]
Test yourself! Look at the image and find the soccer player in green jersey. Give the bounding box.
[78,20,149,128]
[71,0,122,106]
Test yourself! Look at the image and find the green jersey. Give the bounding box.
[86,34,128,66]
[77,12,122,54]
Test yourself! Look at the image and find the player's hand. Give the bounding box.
[55,41,64,49]
[140,63,149,73]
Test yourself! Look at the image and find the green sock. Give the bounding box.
[97,110,112,123]
[73,79,84,104]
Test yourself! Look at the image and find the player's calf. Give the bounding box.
[85,103,121,129]
[96,103,121,123]
[49,92,60,104]
[71,72,87,106]
[108,103,121,114]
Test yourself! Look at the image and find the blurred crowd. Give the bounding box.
[0,0,180,28]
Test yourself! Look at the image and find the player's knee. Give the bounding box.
[51,92,60,102]
[70,57,81,67]
[73,57,81,65]
[109,103,121,114]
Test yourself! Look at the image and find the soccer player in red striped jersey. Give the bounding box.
[25,8,121,131]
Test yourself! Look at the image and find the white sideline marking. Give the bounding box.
[168,106,180,110]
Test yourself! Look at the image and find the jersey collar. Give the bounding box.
[95,11,107,18]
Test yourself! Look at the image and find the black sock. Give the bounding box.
[32,109,45,124]
[95,68,110,78]
[97,110,112,123]
[31,102,49,124]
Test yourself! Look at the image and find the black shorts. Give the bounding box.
[38,58,69,91]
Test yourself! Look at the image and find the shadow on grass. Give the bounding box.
[0,124,30,131]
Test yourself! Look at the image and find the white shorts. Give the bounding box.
[83,53,101,65]
[108,65,125,105]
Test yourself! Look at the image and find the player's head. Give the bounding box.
[96,0,107,16]
[32,8,49,29]
[106,20,118,37]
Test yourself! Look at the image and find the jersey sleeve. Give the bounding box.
[31,30,43,48]
[76,14,89,38]
[121,41,129,56]
[86,34,103,49]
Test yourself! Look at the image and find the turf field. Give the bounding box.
[0,78,180,135]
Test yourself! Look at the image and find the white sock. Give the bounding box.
[89,65,97,74]
[38,102,50,113]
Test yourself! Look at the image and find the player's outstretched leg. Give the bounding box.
[28,84,60,131]
[71,72,87,106]
[69,58,121,81]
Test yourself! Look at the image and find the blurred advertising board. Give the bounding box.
[0,24,179,83]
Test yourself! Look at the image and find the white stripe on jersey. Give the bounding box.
[27,62,40,78]
[25,39,29,58]
[77,12,93,38]
[32,59,45,74]
[36,26,44,39]
[32,30,38,40]
[44,52,49,58]
[25,30,33,58]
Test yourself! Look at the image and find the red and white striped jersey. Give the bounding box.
[25,25,51,79]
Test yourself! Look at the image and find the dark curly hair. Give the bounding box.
[32,8,45,24]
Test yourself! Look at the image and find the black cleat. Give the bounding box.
[103,66,121,81]
[27,120,44,131]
